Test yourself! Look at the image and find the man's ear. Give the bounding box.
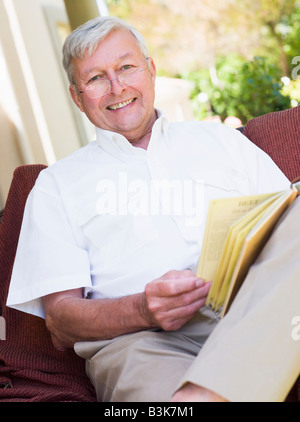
[148,57,156,83]
[69,84,84,112]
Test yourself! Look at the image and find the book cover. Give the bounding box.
[197,180,300,317]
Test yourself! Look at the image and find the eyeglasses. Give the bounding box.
[78,61,150,99]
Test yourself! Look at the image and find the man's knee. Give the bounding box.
[88,330,196,401]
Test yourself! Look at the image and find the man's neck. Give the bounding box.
[127,110,158,150]
[128,129,153,150]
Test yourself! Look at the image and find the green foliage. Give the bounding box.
[183,56,292,124]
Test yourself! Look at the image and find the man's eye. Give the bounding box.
[88,75,103,84]
[121,64,133,71]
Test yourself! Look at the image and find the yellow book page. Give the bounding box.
[197,192,276,283]
[206,193,281,308]
[205,225,237,306]
[213,211,265,310]
[221,188,297,317]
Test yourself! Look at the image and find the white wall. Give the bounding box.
[0,0,95,202]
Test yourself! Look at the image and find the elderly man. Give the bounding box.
[7,16,296,402]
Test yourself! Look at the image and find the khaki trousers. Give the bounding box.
[75,199,300,402]
[75,307,218,402]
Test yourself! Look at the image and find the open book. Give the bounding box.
[197,179,300,318]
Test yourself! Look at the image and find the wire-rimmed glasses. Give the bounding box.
[78,60,150,99]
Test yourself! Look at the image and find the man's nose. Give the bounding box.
[109,76,126,95]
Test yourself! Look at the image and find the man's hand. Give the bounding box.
[43,270,210,350]
[171,382,228,402]
[142,270,210,331]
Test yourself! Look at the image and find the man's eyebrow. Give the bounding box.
[118,52,134,61]
[82,52,134,76]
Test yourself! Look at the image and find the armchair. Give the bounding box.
[0,164,96,401]
[0,106,299,401]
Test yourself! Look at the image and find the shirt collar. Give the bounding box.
[95,109,168,160]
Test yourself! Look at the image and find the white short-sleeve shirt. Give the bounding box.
[6,114,290,318]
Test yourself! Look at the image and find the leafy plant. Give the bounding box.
[183,56,292,124]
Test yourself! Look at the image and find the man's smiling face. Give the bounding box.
[70,28,157,144]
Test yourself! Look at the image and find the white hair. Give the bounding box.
[62,16,149,84]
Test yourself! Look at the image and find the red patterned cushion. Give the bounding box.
[0,165,96,402]
[243,106,300,181]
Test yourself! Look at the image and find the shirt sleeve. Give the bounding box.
[225,124,291,193]
[6,170,92,319]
